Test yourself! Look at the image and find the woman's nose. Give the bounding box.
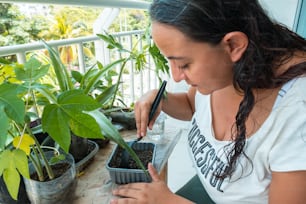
[171,66,185,82]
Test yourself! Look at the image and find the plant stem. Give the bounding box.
[29,148,44,181]
[33,136,55,180]
[110,59,128,108]
[27,126,55,180]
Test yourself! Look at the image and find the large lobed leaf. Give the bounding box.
[14,57,49,82]
[0,149,29,200]
[0,83,25,124]
[41,90,104,152]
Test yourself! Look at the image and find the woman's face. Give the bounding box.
[152,22,234,94]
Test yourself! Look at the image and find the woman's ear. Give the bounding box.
[222,32,248,62]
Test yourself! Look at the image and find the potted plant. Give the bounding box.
[0,58,76,203]
[0,43,146,201]
[71,30,169,131]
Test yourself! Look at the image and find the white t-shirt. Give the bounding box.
[187,77,306,204]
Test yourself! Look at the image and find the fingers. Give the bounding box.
[134,90,160,137]
[134,102,150,137]
[148,163,160,182]
[110,197,135,204]
[112,185,140,198]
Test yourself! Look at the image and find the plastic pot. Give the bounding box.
[106,142,156,184]
[23,151,76,204]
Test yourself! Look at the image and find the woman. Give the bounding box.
[111,0,306,203]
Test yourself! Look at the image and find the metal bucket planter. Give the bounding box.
[23,151,76,204]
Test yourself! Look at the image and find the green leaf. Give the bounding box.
[95,84,116,106]
[42,90,102,152]
[0,149,27,200]
[14,57,49,82]
[88,110,146,171]
[71,70,83,83]
[83,58,126,95]
[58,90,101,111]
[149,43,170,75]
[49,154,65,165]
[0,57,10,64]
[41,104,71,152]
[97,33,123,50]
[42,41,73,92]
[0,83,25,123]
[3,168,20,200]
[0,106,9,149]
[69,112,104,139]
[0,150,11,175]
[30,82,57,104]
[13,149,29,179]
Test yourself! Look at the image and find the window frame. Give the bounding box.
[294,0,306,38]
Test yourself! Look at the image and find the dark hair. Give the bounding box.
[150,0,306,178]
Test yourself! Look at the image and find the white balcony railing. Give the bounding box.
[0,0,169,107]
[0,30,167,107]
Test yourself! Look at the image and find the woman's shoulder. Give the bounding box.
[287,76,306,100]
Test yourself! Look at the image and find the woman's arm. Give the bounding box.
[162,87,196,121]
[269,171,306,204]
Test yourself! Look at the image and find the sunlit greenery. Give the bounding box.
[0,3,49,46]
[0,3,150,47]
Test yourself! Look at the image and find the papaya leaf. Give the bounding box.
[0,83,25,123]
[0,106,9,149]
[13,149,29,179]
[57,90,101,111]
[14,57,49,82]
[3,168,20,200]
[0,149,28,200]
[0,150,11,175]
[42,104,71,152]
[13,134,35,155]
[42,90,103,152]
[69,112,105,139]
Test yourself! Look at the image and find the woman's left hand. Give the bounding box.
[110,163,174,204]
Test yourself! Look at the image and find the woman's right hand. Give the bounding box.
[134,89,161,138]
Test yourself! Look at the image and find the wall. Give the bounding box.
[259,0,300,30]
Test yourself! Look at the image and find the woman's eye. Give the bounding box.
[178,64,189,69]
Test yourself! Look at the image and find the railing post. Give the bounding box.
[77,43,86,73]
[16,52,26,64]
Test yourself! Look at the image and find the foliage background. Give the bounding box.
[0,3,150,47]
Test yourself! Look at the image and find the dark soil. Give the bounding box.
[30,163,71,182]
[109,146,153,169]
[72,140,96,163]
[91,138,110,148]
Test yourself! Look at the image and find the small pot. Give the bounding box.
[75,140,99,174]
[69,134,89,162]
[106,142,156,184]
[23,151,76,204]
